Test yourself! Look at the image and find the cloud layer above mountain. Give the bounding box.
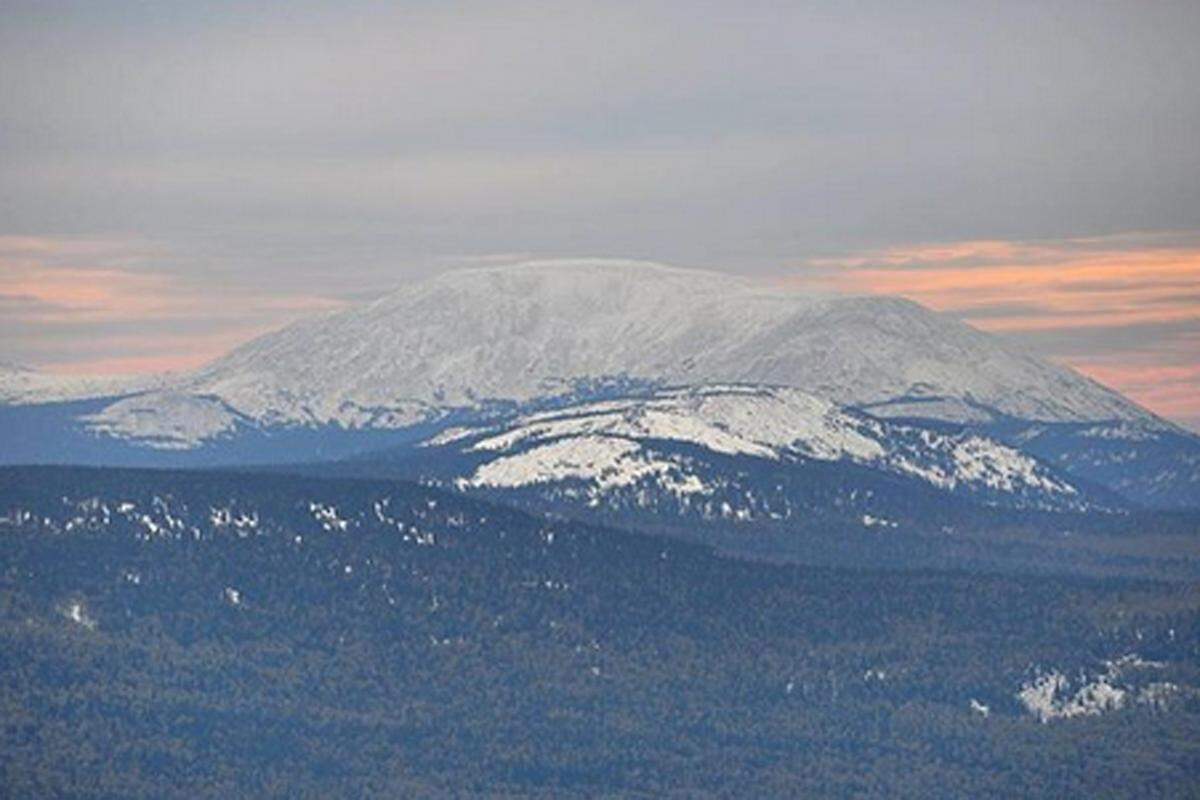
[801,233,1200,430]
[1,1,1197,427]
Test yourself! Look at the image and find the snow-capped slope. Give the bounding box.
[444,385,886,462]
[0,362,167,405]
[167,259,1151,433]
[427,385,1100,513]
[82,392,248,450]
[6,260,1195,508]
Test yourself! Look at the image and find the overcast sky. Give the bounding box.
[1,1,1198,428]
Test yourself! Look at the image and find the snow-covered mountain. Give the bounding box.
[0,362,166,406]
[415,384,1107,516]
[177,259,1150,431]
[2,259,1196,509]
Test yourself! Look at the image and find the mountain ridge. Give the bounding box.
[39,259,1158,436]
[2,259,1196,509]
[423,384,1100,512]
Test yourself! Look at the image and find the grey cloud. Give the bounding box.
[950,303,1054,321]
[1002,320,1199,362]
[0,293,73,315]
[1048,280,1199,297]
[1,1,1198,426]
[2,1,1198,264]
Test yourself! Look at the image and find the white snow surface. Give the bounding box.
[2,260,1157,444]
[449,385,1082,500]
[82,392,243,449]
[1016,656,1185,722]
[469,385,885,462]
[0,363,168,405]
[1018,671,1127,722]
[469,435,709,497]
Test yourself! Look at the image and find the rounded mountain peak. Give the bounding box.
[187,259,1149,428]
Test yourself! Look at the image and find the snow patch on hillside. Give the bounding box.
[1017,655,1188,722]
[82,392,243,449]
[450,385,1085,506]
[0,364,168,405]
[468,435,710,496]
[469,385,883,463]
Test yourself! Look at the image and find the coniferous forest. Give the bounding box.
[1,467,1197,797]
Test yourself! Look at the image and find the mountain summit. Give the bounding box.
[3,259,1196,509]
[175,259,1146,431]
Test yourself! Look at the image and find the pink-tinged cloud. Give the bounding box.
[45,330,277,376]
[0,235,158,259]
[2,266,174,319]
[801,233,1200,430]
[1,236,346,374]
[1071,361,1200,429]
[7,233,1199,433]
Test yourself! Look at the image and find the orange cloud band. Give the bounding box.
[802,234,1200,428]
[1,236,346,373]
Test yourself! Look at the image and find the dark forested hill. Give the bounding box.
[1,466,1198,797]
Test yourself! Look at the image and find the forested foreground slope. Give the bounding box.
[1,466,1198,797]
